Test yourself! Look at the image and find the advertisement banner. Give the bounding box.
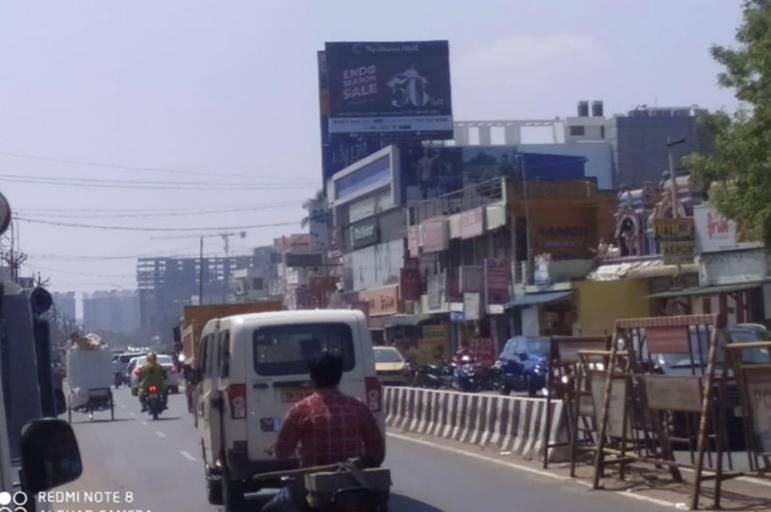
[420,218,449,253]
[693,204,762,253]
[460,207,485,239]
[358,285,400,317]
[400,268,422,301]
[484,259,511,305]
[325,41,453,138]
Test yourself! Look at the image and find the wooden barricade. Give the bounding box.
[541,336,609,472]
[725,341,771,476]
[591,314,742,510]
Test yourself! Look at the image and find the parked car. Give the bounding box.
[129,354,180,395]
[373,346,410,386]
[113,352,143,387]
[192,309,384,512]
[494,336,550,397]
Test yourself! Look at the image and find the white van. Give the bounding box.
[193,309,384,510]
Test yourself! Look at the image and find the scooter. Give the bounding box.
[145,384,166,420]
[452,355,482,392]
[254,459,390,512]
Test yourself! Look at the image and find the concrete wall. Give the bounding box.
[573,279,651,337]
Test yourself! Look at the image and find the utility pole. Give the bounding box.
[667,137,686,218]
[515,153,533,284]
[199,236,204,306]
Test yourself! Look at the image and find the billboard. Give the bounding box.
[325,41,453,138]
[319,50,388,185]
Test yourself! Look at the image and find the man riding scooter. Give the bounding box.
[138,352,168,412]
[261,352,385,512]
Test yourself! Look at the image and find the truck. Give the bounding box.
[178,302,282,415]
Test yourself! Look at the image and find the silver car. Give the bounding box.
[129,354,180,395]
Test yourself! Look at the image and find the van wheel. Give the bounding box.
[222,466,244,512]
[206,477,223,505]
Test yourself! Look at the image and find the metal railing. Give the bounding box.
[407,178,505,225]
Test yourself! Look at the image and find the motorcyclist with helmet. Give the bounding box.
[137,352,168,412]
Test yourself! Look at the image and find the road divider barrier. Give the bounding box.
[384,387,567,462]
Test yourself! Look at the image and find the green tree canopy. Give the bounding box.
[684,0,771,244]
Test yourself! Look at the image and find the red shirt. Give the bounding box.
[275,389,385,467]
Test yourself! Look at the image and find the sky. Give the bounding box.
[0,0,743,297]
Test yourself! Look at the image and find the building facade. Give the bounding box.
[83,290,140,335]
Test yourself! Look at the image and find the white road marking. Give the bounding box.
[387,432,681,509]
[155,430,166,438]
[180,450,196,462]
[141,421,148,426]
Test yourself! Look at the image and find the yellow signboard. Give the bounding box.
[654,218,695,240]
[661,240,695,265]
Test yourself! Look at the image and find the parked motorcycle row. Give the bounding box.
[406,337,553,397]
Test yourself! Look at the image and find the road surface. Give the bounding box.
[50,388,665,512]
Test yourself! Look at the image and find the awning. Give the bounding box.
[383,314,429,328]
[507,291,573,308]
[588,258,698,281]
[649,281,769,299]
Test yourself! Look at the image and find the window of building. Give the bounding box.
[569,125,586,136]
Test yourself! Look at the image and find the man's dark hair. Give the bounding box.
[308,352,343,389]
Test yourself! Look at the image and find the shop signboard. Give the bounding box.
[325,41,453,138]
[407,225,421,257]
[460,207,485,239]
[484,259,511,305]
[655,217,695,265]
[420,218,449,253]
[459,265,484,293]
[427,272,446,310]
[417,324,451,365]
[463,293,481,321]
[532,207,595,260]
[350,218,379,249]
[358,284,400,317]
[285,253,324,268]
[400,268,422,301]
[747,371,771,453]
[693,204,762,253]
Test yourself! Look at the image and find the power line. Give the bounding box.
[16,201,298,214]
[0,149,315,181]
[16,202,299,219]
[25,244,203,261]
[14,216,299,232]
[25,263,136,279]
[0,174,315,191]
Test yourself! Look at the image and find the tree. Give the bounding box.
[684,0,771,244]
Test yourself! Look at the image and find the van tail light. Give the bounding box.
[134,367,141,377]
[365,377,382,413]
[227,384,246,419]
[148,385,158,393]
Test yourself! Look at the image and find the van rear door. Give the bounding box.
[245,320,365,461]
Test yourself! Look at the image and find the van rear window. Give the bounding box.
[252,323,355,376]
